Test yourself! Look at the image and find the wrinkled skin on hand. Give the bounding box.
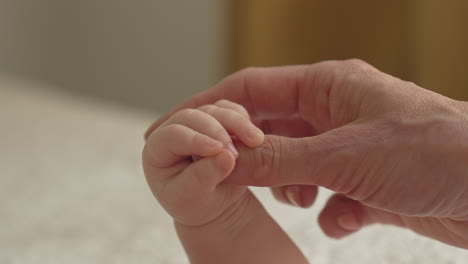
[146,60,468,249]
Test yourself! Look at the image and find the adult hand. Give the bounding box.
[145,60,468,249]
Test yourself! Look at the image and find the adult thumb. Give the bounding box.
[225,126,369,193]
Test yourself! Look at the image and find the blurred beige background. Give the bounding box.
[0,1,227,111]
[1,1,467,112]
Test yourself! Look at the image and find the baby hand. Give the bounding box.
[143,100,264,226]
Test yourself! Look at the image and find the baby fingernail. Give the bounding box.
[337,213,361,231]
[249,126,264,141]
[285,186,301,207]
[206,137,222,148]
[225,142,239,158]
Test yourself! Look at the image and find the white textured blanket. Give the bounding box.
[1,77,467,263]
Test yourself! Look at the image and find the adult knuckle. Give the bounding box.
[345,58,369,68]
[339,61,376,89]
[252,138,280,185]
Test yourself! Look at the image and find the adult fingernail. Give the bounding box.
[285,186,301,207]
[225,142,239,158]
[337,213,361,231]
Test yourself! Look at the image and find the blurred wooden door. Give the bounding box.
[229,0,468,100]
